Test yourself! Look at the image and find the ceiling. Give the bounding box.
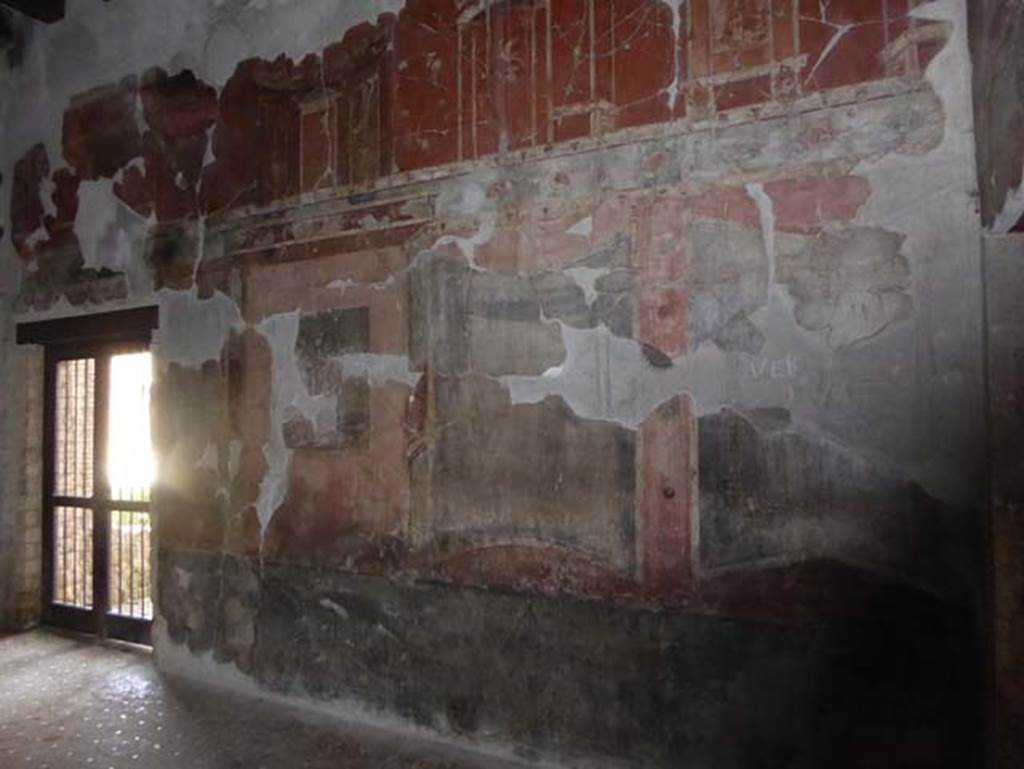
[1,1,65,23]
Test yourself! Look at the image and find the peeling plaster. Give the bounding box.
[227,439,242,484]
[851,0,985,501]
[22,226,49,251]
[75,177,150,280]
[337,353,419,388]
[745,182,776,285]
[435,179,491,219]
[433,214,496,269]
[253,312,300,537]
[0,0,409,316]
[992,178,1024,233]
[38,176,57,220]
[563,266,609,305]
[665,0,682,112]
[319,597,351,620]
[196,442,219,473]
[566,215,593,239]
[0,1,995,759]
[157,288,243,369]
[503,289,818,431]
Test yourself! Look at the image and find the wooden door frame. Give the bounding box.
[18,307,158,645]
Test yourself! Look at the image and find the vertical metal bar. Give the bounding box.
[60,363,69,602]
[122,512,127,615]
[73,361,80,604]
[81,362,88,603]
[124,513,128,614]
[76,359,83,494]
[42,350,56,613]
[89,358,96,609]
[143,514,149,618]
[81,360,88,605]
[137,512,142,617]
[57,508,64,603]
[72,360,78,495]
[88,358,95,497]
[112,511,118,615]
[93,354,110,636]
[81,507,87,608]
[74,506,80,607]
[129,509,135,616]
[119,511,125,615]
[82,508,87,608]
[70,362,75,601]
[68,364,74,604]
[58,361,66,496]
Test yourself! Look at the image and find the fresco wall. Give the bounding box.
[0,1,989,766]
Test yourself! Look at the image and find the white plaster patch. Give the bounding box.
[327,275,395,292]
[665,0,683,112]
[992,174,1024,233]
[503,289,824,430]
[38,176,57,220]
[174,566,193,591]
[157,288,244,369]
[563,266,609,305]
[431,213,496,269]
[436,179,489,218]
[227,439,242,483]
[253,312,301,537]
[202,124,217,170]
[318,598,350,620]
[113,156,146,185]
[337,353,420,387]
[75,178,148,274]
[327,278,358,291]
[196,442,219,473]
[566,215,593,239]
[745,183,776,284]
[23,226,50,251]
[192,213,208,282]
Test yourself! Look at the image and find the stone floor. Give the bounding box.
[0,629,531,769]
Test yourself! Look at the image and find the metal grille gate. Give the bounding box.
[18,308,159,646]
[43,343,154,644]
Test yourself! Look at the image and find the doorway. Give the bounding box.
[17,307,158,645]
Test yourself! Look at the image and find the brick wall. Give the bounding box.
[0,311,43,630]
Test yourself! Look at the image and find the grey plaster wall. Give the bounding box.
[985,233,1024,769]
[970,0,1024,230]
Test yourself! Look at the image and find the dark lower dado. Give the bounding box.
[158,548,983,768]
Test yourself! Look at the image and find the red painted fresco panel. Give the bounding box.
[611,0,675,129]
[637,395,694,594]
